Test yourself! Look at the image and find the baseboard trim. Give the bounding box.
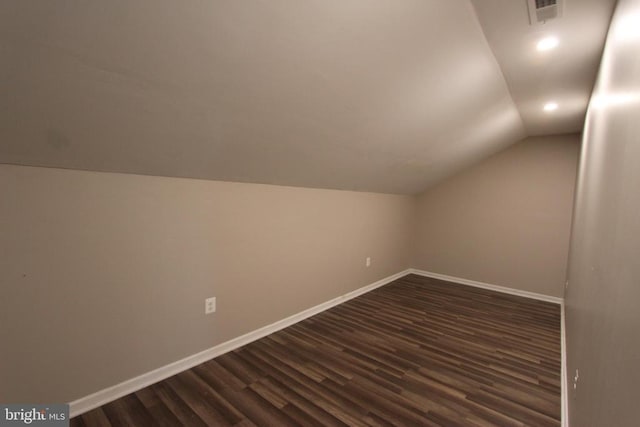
[409,269,564,304]
[69,269,411,417]
[561,301,568,427]
[70,267,564,417]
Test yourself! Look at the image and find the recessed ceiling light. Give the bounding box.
[537,36,559,51]
[544,102,559,112]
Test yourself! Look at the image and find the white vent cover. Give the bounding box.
[527,0,563,25]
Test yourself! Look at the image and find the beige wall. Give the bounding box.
[566,0,640,424]
[0,134,582,405]
[412,134,581,297]
[0,165,414,403]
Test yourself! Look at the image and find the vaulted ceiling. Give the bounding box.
[0,1,615,194]
[472,0,616,136]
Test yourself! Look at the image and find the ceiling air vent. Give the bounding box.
[527,0,563,25]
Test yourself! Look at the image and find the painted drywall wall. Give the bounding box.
[0,133,582,405]
[412,135,580,297]
[565,0,640,424]
[0,164,415,403]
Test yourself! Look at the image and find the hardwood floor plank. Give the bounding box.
[164,374,233,426]
[149,381,209,427]
[71,274,561,426]
[100,394,155,427]
[135,387,184,427]
[76,408,111,427]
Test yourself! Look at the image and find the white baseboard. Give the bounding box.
[561,301,568,427]
[69,269,411,417]
[409,269,564,304]
[70,267,565,418]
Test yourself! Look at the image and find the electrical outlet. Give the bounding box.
[366,257,371,267]
[565,280,569,290]
[573,369,579,390]
[205,297,216,314]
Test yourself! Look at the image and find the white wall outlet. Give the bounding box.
[573,369,579,390]
[205,297,216,314]
[366,257,371,267]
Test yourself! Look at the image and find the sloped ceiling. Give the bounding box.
[471,0,616,136]
[0,1,611,194]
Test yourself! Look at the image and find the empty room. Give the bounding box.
[1,0,639,426]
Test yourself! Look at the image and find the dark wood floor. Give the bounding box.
[71,274,561,426]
